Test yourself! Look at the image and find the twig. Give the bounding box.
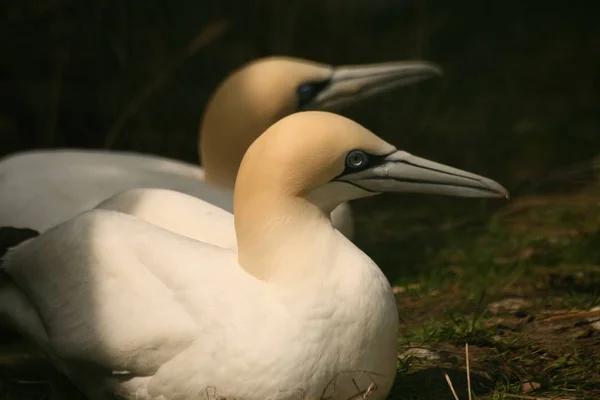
[465,343,472,400]
[103,20,231,148]
[269,0,302,53]
[541,310,600,323]
[185,20,231,56]
[413,0,429,58]
[16,380,50,385]
[502,394,572,400]
[363,382,376,398]
[349,378,376,400]
[443,371,460,400]
[44,44,70,146]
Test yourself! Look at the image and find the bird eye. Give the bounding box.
[297,83,316,98]
[296,79,330,110]
[346,150,368,168]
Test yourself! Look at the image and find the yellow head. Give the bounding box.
[199,56,442,189]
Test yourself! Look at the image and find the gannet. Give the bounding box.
[0,111,508,400]
[0,57,442,239]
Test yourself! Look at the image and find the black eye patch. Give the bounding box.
[296,79,331,110]
[333,150,390,180]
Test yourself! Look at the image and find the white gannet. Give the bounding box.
[0,57,442,239]
[0,111,508,400]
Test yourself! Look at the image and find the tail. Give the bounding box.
[0,228,77,388]
[0,272,49,343]
[0,226,47,343]
[0,270,20,343]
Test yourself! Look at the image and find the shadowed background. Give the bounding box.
[2,0,599,281]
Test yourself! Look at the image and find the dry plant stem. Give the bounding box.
[466,343,472,400]
[348,381,376,400]
[502,394,573,400]
[444,371,460,400]
[442,343,473,400]
[413,0,429,58]
[44,45,70,146]
[540,310,600,323]
[103,20,231,148]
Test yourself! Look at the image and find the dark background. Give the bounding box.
[1,0,599,281]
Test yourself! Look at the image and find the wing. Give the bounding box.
[1,209,243,377]
[95,188,237,250]
[0,149,234,232]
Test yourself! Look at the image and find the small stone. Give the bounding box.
[589,306,600,330]
[392,286,405,294]
[398,347,440,362]
[489,298,532,315]
[522,381,541,393]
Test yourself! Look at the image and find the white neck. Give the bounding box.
[235,194,342,283]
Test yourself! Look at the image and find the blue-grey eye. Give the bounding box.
[297,83,316,99]
[296,79,331,110]
[346,150,368,168]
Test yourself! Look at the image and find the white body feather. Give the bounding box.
[0,149,353,238]
[0,208,396,400]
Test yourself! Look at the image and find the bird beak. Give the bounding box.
[311,61,443,110]
[335,150,509,199]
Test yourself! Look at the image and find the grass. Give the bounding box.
[367,176,600,399]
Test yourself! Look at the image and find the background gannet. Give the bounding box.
[0,111,507,400]
[0,56,442,239]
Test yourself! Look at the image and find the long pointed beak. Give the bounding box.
[312,61,443,110]
[337,151,509,199]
